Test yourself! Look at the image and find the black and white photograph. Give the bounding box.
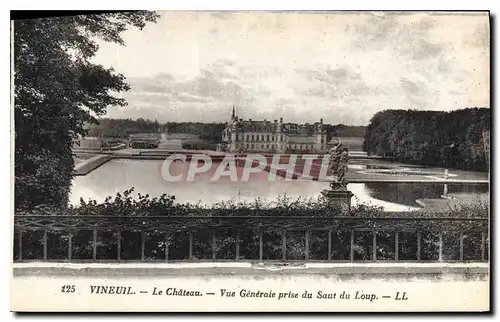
[10,10,491,312]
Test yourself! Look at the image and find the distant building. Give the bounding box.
[217,107,332,153]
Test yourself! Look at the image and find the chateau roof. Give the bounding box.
[287,136,316,144]
[237,120,277,132]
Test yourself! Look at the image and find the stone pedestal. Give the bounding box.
[321,189,354,213]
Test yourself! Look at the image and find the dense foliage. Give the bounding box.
[15,191,489,262]
[14,12,159,211]
[363,108,490,171]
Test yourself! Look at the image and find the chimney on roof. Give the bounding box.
[274,119,277,123]
[280,117,283,122]
[249,118,252,122]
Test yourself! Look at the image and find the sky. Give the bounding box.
[92,11,490,125]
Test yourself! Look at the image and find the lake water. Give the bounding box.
[70,159,489,212]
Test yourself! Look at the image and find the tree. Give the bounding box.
[362,107,490,171]
[14,12,160,211]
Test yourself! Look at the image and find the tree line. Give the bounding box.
[86,118,226,143]
[86,118,367,143]
[363,108,490,172]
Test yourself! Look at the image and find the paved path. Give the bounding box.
[13,262,489,278]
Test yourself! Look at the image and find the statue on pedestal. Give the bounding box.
[322,140,353,212]
[328,142,349,190]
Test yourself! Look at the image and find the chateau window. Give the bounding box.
[252,134,255,141]
[266,134,269,141]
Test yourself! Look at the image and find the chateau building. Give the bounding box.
[217,107,330,153]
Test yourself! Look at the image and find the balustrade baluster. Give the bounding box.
[395,231,399,261]
[259,232,263,262]
[372,231,377,261]
[481,230,486,261]
[117,230,121,261]
[68,233,73,261]
[43,230,48,260]
[212,232,216,261]
[141,231,146,261]
[305,229,310,260]
[165,232,169,262]
[438,232,443,262]
[282,229,286,261]
[327,229,332,261]
[417,232,421,261]
[18,230,22,261]
[235,230,240,260]
[350,230,354,262]
[92,228,97,260]
[459,230,464,261]
[188,232,193,260]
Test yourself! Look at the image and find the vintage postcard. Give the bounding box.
[11,10,490,312]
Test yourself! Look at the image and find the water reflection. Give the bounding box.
[363,182,489,207]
